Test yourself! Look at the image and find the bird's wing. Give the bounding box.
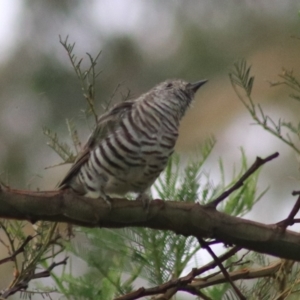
[58,100,135,188]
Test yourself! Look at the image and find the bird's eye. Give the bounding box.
[166,83,173,88]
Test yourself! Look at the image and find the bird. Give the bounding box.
[59,79,208,207]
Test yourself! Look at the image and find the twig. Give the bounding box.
[59,35,100,123]
[190,259,281,289]
[230,61,300,155]
[0,257,68,298]
[276,191,300,230]
[114,246,241,300]
[206,152,279,208]
[31,257,68,279]
[197,238,246,300]
[0,236,33,265]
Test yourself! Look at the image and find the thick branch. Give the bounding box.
[0,188,300,261]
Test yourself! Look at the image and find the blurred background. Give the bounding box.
[0,0,300,295]
[1,0,300,226]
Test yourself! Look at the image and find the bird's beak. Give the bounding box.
[188,79,208,93]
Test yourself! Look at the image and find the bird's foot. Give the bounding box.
[103,194,113,210]
[136,193,152,210]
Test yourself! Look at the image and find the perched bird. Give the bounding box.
[59,79,207,207]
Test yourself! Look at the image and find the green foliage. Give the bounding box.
[0,221,64,298]
[59,35,102,123]
[43,37,102,167]
[49,140,263,299]
[40,43,265,298]
[229,58,300,299]
[43,126,76,164]
[54,147,210,298]
[43,118,82,166]
[1,5,300,299]
[44,37,126,167]
[40,40,275,299]
[221,148,268,217]
[229,60,300,155]
[155,136,216,202]
[270,69,300,101]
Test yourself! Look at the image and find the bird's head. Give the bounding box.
[153,78,208,120]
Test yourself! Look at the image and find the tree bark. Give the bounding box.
[1,187,299,261]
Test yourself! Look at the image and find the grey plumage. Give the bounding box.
[59,79,207,206]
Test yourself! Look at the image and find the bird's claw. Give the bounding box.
[136,193,151,212]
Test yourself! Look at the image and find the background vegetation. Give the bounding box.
[0,1,300,299]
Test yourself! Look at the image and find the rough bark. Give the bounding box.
[0,187,299,261]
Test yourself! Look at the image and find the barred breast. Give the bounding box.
[59,79,207,206]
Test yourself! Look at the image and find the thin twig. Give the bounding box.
[0,236,33,265]
[276,191,300,230]
[114,246,241,300]
[206,152,279,208]
[0,257,68,298]
[197,238,246,300]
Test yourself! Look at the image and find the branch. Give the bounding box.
[277,191,300,230]
[0,257,68,298]
[0,187,300,262]
[183,260,281,289]
[115,246,240,300]
[197,238,245,300]
[206,152,279,208]
[0,235,33,265]
[115,247,283,300]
